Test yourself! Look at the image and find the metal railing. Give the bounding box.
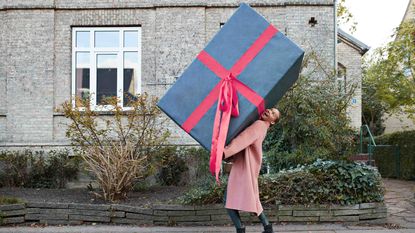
[359,125,401,177]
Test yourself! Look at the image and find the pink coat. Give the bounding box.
[223,120,270,216]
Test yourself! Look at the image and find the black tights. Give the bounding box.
[226,208,270,228]
[224,191,269,229]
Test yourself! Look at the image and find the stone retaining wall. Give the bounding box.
[0,202,387,226]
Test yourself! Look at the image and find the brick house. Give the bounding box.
[0,0,366,150]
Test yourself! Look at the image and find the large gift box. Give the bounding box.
[158,3,304,179]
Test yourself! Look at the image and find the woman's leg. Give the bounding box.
[226,208,244,229]
[258,212,274,233]
[258,212,269,226]
[224,190,244,231]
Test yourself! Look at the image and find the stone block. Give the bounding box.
[357,208,374,215]
[1,209,26,217]
[195,209,226,215]
[373,207,387,213]
[2,216,25,224]
[153,204,194,210]
[278,216,319,222]
[39,219,83,225]
[194,204,223,210]
[293,210,330,217]
[359,202,385,209]
[153,210,195,216]
[111,217,152,225]
[68,209,111,217]
[69,214,110,222]
[333,209,360,216]
[26,202,68,209]
[112,205,153,215]
[126,212,154,220]
[111,211,125,218]
[68,203,110,210]
[38,208,69,214]
[278,204,328,211]
[153,215,169,221]
[329,204,359,210]
[25,213,68,220]
[170,215,210,222]
[359,212,387,220]
[0,204,25,211]
[320,215,359,222]
[26,208,40,214]
[210,214,229,221]
[277,210,293,216]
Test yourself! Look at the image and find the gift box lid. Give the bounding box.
[158,3,304,151]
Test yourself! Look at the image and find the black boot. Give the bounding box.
[236,226,246,233]
[262,224,274,233]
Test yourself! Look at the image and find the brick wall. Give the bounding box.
[0,0,336,147]
[337,41,363,130]
[3,9,55,143]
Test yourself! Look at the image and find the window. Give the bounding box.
[337,63,347,94]
[72,27,142,110]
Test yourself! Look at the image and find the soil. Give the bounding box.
[0,186,190,207]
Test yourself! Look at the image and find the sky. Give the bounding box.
[339,0,411,53]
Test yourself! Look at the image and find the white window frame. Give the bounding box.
[71,27,142,111]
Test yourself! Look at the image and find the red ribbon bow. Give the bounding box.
[181,25,278,182]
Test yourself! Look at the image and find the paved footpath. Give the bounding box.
[0,224,414,233]
[383,178,415,229]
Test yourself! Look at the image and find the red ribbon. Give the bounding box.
[181,25,278,182]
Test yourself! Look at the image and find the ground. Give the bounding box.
[383,178,415,228]
[0,185,189,207]
[0,178,414,232]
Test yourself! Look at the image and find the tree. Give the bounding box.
[337,0,357,33]
[264,51,358,172]
[61,94,170,202]
[364,21,415,121]
[361,70,386,136]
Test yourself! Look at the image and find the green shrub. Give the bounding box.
[178,175,227,205]
[260,160,384,205]
[374,130,415,180]
[157,146,188,186]
[180,160,384,205]
[0,149,80,188]
[265,149,322,173]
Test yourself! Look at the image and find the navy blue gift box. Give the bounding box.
[158,3,304,151]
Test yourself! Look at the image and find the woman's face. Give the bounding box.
[260,108,280,124]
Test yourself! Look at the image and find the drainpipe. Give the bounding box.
[334,0,338,73]
[333,0,337,75]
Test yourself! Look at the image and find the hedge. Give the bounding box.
[374,130,415,180]
[180,160,384,206]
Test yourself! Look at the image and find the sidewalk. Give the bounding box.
[0,224,413,233]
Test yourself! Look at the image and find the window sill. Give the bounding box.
[53,110,138,116]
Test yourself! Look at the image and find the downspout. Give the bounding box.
[334,0,338,73]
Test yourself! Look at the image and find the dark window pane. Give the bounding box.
[97,68,117,105]
[123,68,137,106]
[75,68,90,106]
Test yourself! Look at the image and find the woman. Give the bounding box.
[223,108,280,233]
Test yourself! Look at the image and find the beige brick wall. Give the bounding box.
[0,0,337,147]
[337,41,362,130]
